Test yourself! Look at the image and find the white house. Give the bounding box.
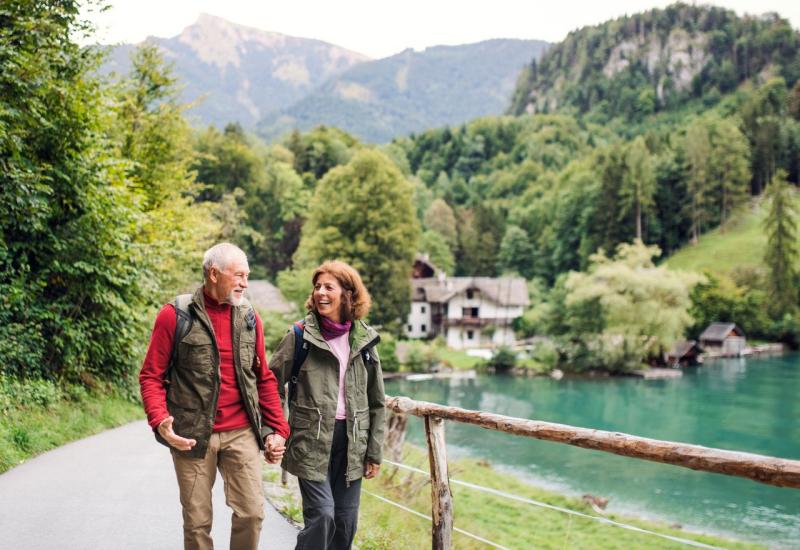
[406,273,529,349]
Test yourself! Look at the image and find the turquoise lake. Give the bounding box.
[384,355,800,547]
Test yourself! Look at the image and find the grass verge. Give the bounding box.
[0,377,143,474]
[353,444,764,550]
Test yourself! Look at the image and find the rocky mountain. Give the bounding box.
[508,3,800,120]
[101,14,369,128]
[256,39,549,143]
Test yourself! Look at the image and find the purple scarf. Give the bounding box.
[319,315,351,340]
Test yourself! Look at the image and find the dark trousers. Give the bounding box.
[296,420,362,550]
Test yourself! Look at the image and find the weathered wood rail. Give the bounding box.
[384,395,800,549]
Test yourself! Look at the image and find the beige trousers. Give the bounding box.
[171,427,264,550]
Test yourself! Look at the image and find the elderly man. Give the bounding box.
[140,243,289,550]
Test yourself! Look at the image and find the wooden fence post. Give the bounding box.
[425,415,453,550]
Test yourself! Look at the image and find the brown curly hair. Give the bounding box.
[305,260,372,321]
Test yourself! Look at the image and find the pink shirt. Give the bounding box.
[326,333,351,420]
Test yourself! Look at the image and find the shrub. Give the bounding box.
[485,346,517,372]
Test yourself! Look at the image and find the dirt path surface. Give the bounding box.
[0,420,298,549]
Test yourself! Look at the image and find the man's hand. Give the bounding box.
[264,433,286,464]
[157,416,197,451]
[364,461,381,479]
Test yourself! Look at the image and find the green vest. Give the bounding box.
[158,287,265,458]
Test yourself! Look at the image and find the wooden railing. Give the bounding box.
[384,395,800,549]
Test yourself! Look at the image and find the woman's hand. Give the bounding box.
[264,433,286,464]
[364,461,381,479]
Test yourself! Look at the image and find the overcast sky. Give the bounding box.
[82,0,800,59]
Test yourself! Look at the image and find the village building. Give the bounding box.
[406,256,529,349]
[699,323,746,357]
[665,340,703,367]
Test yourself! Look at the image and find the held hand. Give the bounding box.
[364,461,381,480]
[264,433,286,464]
[158,416,197,451]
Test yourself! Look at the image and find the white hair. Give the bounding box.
[202,243,248,280]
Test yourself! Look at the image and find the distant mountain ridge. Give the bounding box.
[257,39,549,143]
[508,3,800,119]
[101,14,369,128]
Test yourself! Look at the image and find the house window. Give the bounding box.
[466,289,474,299]
[421,324,427,332]
[421,305,426,313]
[462,307,479,318]
[467,330,474,340]
[407,324,412,332]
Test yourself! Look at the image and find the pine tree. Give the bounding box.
[684,119,712,243]
[619,137,656,241]
[763,170,799,316]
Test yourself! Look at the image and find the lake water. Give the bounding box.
[384,355,800,547]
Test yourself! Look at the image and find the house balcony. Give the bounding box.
[443,317,516,328]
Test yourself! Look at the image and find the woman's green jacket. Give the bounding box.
[270,312,385,482]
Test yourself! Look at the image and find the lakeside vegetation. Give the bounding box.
[265,443,762,549]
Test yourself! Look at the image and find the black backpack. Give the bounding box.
[164,294,256,385]
[287,320,378,404]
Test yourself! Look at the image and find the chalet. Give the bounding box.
[406,274,529,349]
[699,323,746,357]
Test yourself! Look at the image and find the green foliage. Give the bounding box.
[419,231,454,275]
[402,341,441,373]
[485,346,517,372]
[497,225,535,278]
[293,149,420,326]
[192,126,310,278]
[687,274,771,340]
[0,4,218,385]
[763,170,799,316]
[376,333,400,373]
[509,4,800,123]
[548,242,701,372]
[0,2,145,381]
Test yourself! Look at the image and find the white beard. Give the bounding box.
[227,290,245,306]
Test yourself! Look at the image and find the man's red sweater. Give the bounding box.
[139,292,289,440]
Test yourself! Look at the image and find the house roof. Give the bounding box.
[245,280,295,315]
[668,340,702,359]
[413,253,442,279]
[699,322,744,342]
[411,277,529,306]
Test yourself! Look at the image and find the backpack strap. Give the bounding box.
[288,320,309,404]
[165,294,194,386]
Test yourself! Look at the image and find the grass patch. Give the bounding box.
[436,347,482,371]
[0,376,143,474]
[357,444,763,549]
[664,200,766,277]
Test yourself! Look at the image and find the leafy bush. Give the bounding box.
[377,333,400,373]
[402,341,441,373]
[485,346,517,372]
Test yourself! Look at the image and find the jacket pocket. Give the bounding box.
[353,407,370,458]
[179,330,214,372]
[288,405,322,463]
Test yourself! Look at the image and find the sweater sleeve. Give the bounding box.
[139,304,176,430]
[254,313,291,440]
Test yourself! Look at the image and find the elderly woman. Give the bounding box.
[271,260,385,550]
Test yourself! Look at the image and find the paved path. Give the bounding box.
[0,421,298,549]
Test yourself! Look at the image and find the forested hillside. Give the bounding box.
[256,39,549,143]
[508,2,800,129]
